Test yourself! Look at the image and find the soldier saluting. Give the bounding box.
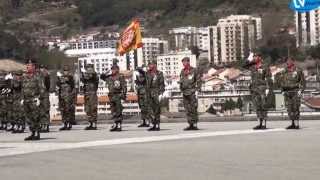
[179,57,202,130]
[81,64,99,130]
[57,65,75,131]
[135,65,151,128]
[245,53,273,130]
[100,60,127,132]
[279,58,305,129]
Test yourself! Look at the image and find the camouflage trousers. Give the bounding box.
[40,93,50,125]
[12,98,25,126]
[183,94,198,125]
[138,92,151,121]
[284,91,301,121]
[252,91,268,120]
[24,100,41,132]
[5,100,13,124]
[109,94,123,123]
[59,95,75,124]
[84,92,98,123]
[149,92,161,125]
[0,98,6,124]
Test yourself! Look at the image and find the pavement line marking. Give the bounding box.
[0,128,286,157]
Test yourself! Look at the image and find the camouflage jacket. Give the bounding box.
[250,66,273,93]
[81,72,99,94]
[22,74,45,101]
[11,77,23,101]
[101,73,127,98]
[57,73,75,97]
[135,70,148,95]
[39,71,51,93]
[0,75,8,101]
[179,67,202,96]
[146,70,165,97]
[280,68,306,92]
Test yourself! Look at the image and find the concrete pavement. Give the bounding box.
[0,121,320,180]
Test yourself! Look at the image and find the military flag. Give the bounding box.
[117,19,143,55]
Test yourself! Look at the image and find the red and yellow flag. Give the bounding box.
[118,19,143,56]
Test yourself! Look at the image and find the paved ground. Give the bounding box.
[0,120,320,180]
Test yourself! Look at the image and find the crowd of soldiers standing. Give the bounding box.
[0,52,306,141]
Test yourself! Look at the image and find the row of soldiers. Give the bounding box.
[246,53,306,130]
[0,53,307,141]
[0,61,51,140]
[80,59,166,131]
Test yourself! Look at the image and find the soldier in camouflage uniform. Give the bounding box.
[135,66,151,128]
[81,64,99,130]
[279,58,306,129]
[146,60,165,131]
[246,54,273,130]
[22,60,45,141]
[101,63,127,132]
[11,70,25,133]
[179,57,202,131]
[57,65,75,131]
[39,65,51,133]
[0,71,7,130]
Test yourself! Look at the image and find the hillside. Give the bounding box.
[0,0,295,65]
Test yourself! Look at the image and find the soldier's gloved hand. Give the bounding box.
[81,68,86,73]
[298,90,302,97]
[265,89,270,96]
[5,73,13,80]
[57,71,62,77]
[20,100,24,105]
[34,98,40,106]
[158,94,163,101]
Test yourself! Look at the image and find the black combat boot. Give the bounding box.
[253,119,264,130]
[85,122,93,130]
[19,124,25,133]
[59,122,68,131]
[110,122,122,132]
[45,125,50,133]
[67,122,72,130]
[7,123,15,132]
[33,131,40,140]
[12,125,20,134]
[148,123,160,131]
[184,123,199,131]
[24,131,36,141]
[138,119,149,128]
[287,120,299,129]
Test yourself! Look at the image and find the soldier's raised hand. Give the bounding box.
[57,71,62,77]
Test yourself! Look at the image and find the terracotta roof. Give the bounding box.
[76,93,138,105]
[303,97,320,109]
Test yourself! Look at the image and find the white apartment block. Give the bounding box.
[169,27,209,52]
[296,9,320,47]
[157,50,197,79]
[64,40,118,57]
[208,15,262,65]
[136,38,169,66]
[77,49,127,74]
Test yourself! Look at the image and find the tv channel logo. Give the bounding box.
[289,0,320,12]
